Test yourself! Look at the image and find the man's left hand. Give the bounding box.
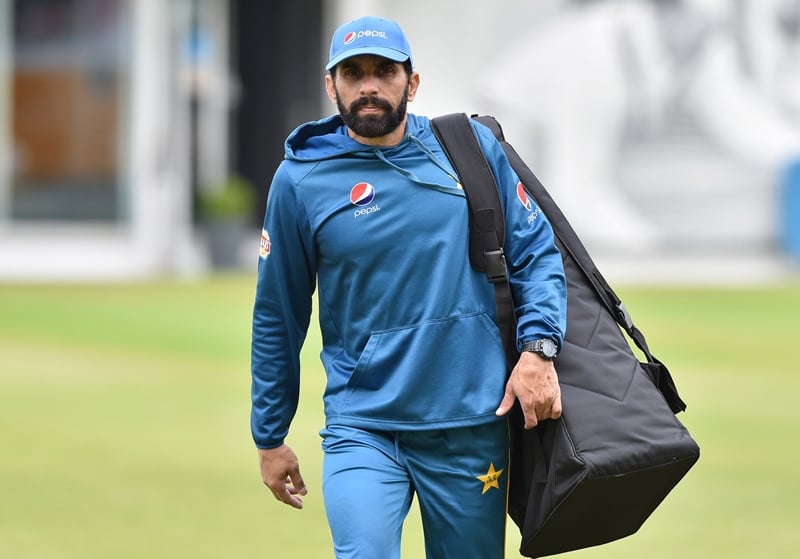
[495,351,562,429]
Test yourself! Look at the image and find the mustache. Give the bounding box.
[349,95,393,113]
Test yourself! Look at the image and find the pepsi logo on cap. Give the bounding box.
[516,182,532,212]
[350,182,376,206]
[343,31,357,45]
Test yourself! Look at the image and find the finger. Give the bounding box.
[283,476,301,495]
[523,407,539,430]
[495,382,517,417]
[288,471,308,497]
[550,394,563,420]
[284,488,304,509]
[272,483,304,509]
[265,476,301,507]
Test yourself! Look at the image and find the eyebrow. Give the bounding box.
[339,57,398,73]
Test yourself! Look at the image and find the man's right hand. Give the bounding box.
[258,444,307,509]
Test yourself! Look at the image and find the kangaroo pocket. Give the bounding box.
[339,312,508,425]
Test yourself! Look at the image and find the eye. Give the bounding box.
[340,66,361,79]
[378,64,397,76]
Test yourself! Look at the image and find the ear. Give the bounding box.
[325,74,337,104]
[407,71,420,102]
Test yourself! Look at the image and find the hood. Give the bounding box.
[284,113,433,162]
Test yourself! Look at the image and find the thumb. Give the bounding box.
[289,470,308,496]
[495,381,517,417]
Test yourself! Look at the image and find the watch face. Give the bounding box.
[541,339,557,358]
[523,339,557,358]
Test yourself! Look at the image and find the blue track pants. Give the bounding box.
[321,420,510,558]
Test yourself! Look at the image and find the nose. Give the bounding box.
[358,72,379,96]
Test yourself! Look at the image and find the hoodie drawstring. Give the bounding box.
[371,135,464,195]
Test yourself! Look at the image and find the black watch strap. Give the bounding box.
[521,339,558,360]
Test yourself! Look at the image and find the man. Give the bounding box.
[251,15,567,559]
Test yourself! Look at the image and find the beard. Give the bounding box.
[336,88,409,138]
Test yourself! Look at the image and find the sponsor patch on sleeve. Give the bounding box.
[259,229,271,259]
[516,182,532,212]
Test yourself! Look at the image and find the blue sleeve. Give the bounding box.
[471,122,567,350]
[250,164,316,449]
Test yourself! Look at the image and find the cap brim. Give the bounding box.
[326,47,409,71]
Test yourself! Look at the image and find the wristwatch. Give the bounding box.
[521,339,558,360]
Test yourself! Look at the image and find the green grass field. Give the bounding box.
[1,275,799,558]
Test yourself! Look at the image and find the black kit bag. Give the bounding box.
[432,113,700,558]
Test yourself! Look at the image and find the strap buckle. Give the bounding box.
[616,301,634,332]
[484,249,508,283]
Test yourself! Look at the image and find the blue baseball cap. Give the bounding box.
[326,16,413,71]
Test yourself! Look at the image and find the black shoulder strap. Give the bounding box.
[431,113,519,368]
[430,113,505,274]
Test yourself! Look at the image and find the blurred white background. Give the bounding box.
[2,0,799,283]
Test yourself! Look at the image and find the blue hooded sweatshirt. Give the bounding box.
[251,113,566,449]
